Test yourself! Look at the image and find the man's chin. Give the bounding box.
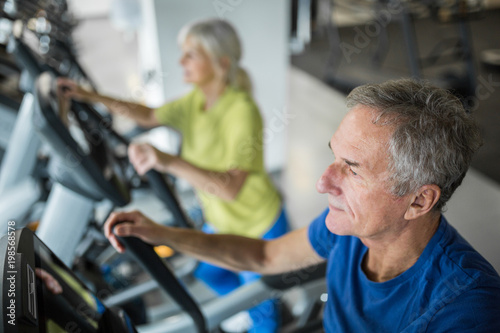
[325,210,350,235]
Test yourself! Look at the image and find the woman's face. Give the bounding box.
[179,37,217,86]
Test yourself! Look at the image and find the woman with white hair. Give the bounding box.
[58,18,287,332]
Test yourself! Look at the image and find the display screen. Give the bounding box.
[1,230,135,333]
[34,236,106,333]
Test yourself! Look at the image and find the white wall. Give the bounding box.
[138,0,290,171]
[67,0,111,18]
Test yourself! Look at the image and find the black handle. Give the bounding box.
[70,97,194,229]
[113,227,207,333]
[71,100,194,230]
[54,39,98,90]
[145,170,194,229]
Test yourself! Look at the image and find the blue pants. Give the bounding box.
[193,208,290,333]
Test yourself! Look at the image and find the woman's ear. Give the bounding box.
[404,185,441,220]
[212,56,230,82]
[219,56,230,72]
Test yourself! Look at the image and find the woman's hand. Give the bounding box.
[57,77,93,102]
[104,210,168,253]
[128,143,175,175]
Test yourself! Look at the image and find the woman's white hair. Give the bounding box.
[178,18,252,94]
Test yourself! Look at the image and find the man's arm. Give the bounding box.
[104,210,325,275]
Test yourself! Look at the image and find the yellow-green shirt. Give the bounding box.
[154,87,281,238]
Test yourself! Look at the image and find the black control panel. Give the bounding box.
[0,228,137,333]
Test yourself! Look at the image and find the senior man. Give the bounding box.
[105,79,500,332]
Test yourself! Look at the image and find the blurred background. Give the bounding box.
[1,0,499,272]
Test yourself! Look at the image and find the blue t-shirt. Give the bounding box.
[308,208,500,332]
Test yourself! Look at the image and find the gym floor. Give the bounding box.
[71,5,500,276]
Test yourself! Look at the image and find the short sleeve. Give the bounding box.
[425,286,500,332]
[222,99,263,171]
[154,90,197,131]
[308,208,337,259]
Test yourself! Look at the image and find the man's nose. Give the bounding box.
[316,163,342,196]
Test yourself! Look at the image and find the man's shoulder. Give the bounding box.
[421,281,500,332]
[436,216,500,287]
[403,217,500,331]
[418,216,500,323]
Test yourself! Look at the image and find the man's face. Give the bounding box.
[316,105,412,240]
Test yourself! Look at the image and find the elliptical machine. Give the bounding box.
[32,70,193,265]
[0,10,97,231]
[29,70,327,332]
[1,223,327,333]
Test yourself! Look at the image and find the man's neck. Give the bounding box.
[360,213,441,282]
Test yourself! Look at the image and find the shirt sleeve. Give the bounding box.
[425,286,500,332]
[308,208,337,259]
[154,90,196,131]
[222,98,263,172]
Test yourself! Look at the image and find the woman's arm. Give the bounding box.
[57,78,159,128]
[104,210,324,275]
[167,156,248,201]
[128,143,248,201]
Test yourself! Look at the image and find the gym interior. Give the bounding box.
[1,1,500,332]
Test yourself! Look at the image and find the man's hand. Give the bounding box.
[35,268,62,295]
[128,143,175,176]
[104,210,168,253]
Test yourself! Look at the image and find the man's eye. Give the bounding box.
[350,168,358,176]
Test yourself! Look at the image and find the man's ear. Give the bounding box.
[404,185,441,220]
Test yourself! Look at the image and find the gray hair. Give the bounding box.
[346,79,483,211]
[178,18,252,94]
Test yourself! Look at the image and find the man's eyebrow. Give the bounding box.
[344,159,361,168]
[328,141,362,168]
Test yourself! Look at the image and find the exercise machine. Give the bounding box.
[0,24,47,227]
[0,228,138,333]
[32,71,193,265]
[29,71,327,332]
[0,44,21,162]
[324,0,482,104]
[0,0,95,230]
[1,226,326,332]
